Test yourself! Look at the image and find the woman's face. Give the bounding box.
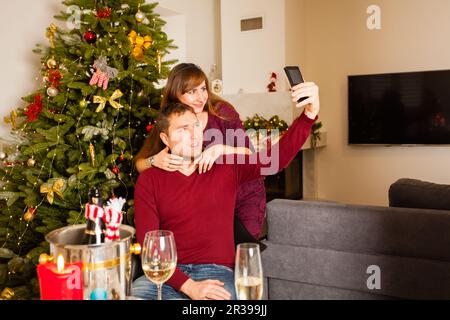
[178,80,209,114]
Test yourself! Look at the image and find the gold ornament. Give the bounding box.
[0,288,14,300]
[27,158,36,167]
[89,143,96,167]
[135,11,145,22]
[46,23,57,48]
[93,89,124,112]
[46,58,57,69]
[23,208,36,222]
[4,110,18,129]
[79,99,88,108]
[39,253,54,265]
[40,179,65,204]
[128,30,152,60]
[157,51,162,74]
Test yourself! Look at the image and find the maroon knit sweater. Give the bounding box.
[134,112,316,290]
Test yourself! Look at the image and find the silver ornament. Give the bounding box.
[0,151,6,160]
[47,87,59,97]
[135,11,145,22]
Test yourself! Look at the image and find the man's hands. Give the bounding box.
[180,278,232,300]
[291,82,320,119]
[153,147,184,172]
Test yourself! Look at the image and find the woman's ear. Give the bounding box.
[160,131,170,147]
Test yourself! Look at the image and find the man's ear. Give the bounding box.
[160,131,170,147]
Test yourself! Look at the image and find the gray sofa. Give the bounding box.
[261,179,450,299]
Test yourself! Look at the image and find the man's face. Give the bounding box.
[160,111,203,160]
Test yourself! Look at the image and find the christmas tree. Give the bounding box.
[0,0,175,299]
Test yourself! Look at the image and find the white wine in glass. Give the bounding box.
[235,243,263,300]
[141,230,177,300]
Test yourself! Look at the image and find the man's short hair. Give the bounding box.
[156,103,195,133]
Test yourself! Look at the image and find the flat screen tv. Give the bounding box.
[348,70,450,145]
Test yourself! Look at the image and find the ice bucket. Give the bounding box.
[43,224,140,300]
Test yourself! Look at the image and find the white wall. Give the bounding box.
[303,0,450,205]
[157,0,221,75]
[154,6,187,66]
[0,0,65,138]
[220,0,286,94]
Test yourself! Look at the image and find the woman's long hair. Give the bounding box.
[135,63,236,162]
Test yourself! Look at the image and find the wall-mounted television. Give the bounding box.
[348,70,450,145]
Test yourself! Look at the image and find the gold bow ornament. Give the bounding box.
[128,30,152,60]
[46,23,57,48]
[1,287,14,300]
[40,178,66,204]
[4,110,18,129]
[93,89,124,113]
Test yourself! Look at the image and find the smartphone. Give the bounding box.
[284,66,307,103]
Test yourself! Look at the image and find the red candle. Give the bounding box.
[37,254,84,300]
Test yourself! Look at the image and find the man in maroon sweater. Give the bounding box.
[132,82,320,300]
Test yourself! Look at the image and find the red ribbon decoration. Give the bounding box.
[24,93,43,123]
[48,70,63,88]
[97,7,112,19]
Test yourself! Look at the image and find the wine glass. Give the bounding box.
[234,243,263,300]
[141,230,177,300]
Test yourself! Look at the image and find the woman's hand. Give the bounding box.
[180,279,231,300]
[153,147,184,172]
[197,144,224,174]
[291,82,320,119]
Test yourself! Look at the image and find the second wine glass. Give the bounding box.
[141,230,177,300]
[234,243,263,300]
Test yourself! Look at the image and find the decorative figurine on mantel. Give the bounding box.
[267,72,277,92]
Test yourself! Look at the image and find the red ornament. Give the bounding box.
[24,93,43,123]
[146,124,154,132]
[119,153,125,162]
[112,166,120,174]
[84,31,97,44]
[97,7,112,19]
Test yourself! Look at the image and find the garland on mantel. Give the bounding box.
[243,114,288,134]
[243,114,323,149]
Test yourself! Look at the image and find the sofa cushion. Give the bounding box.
[262,242,450,299]
[267,279,395,300]
[389,178,450,211]
[266,199,450,261]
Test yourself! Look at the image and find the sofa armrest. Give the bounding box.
[389,178,450,211]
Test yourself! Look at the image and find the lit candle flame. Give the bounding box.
[56,254,65,273]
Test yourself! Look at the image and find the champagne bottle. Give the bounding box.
[82,188,106,245]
